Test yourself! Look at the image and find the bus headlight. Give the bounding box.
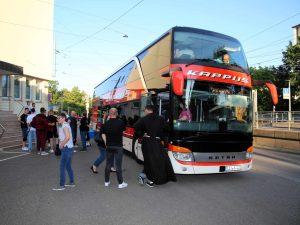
[173,152,194,162]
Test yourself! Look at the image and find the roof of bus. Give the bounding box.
[94,26,240,89]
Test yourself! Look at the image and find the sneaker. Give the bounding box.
[118,182,128,189]
[41,151,49,156]
[73,149,77,153]
[138,176,145,185]
[22,147,29,151]
[65,183,76,188]
[104,182,110,187]
[145,180,154,188]
[52,186,65,191]
[49,149,54,153]
[110,167,116,172]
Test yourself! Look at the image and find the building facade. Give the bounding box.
[0,0,54,115]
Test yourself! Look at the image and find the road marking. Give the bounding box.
[0,150,27,154]
[0,152,30,162]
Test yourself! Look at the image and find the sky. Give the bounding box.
[52,0,300,95]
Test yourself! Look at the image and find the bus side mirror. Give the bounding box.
[265,81,278,105]
[172,71,184,96]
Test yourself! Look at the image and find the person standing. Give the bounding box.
[53,113,75,191]
[90,123,106,173]
[101,108,127,189]
[86,114,91,147]
[19,107,29,151]
[31,107,49,155]
[134,105,176,187]
[79,112,88,151]
[68,111,78,147]
[47,110,58,153]
[26,108,37,152]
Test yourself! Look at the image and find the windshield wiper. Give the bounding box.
[229,63,249,74]
[185,58,216,67]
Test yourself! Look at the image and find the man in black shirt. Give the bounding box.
[101,108,127,189]
[47,110,58,153]
[19,107,29,151]
[79,112,88,151]
[68,111,78,146]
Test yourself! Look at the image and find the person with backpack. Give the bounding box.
[31,107,49,155]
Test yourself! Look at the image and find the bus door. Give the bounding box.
[139,93,152,117]
[158,92,170,122]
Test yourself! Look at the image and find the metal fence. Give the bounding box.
[254,111,300,130]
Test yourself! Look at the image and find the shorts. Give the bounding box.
[22,127,29,142]
[47,130,58,139]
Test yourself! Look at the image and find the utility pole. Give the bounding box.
[288,80,291,130]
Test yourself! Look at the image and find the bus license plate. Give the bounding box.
[225,165,241,172]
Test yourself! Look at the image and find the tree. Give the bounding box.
[282,39,300,110]
[250,38,300,111]
[250,66,275,111]
[48,80,88,114]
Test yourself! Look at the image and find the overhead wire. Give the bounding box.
[63,0,145,51]
[245,35,291,54]
[0,19,136,47]
[250,57,282,66]
[243,12,300,41]
[35,0,156,34]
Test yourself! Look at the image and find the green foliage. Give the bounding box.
[251,39,300,111]
[48,81,87,114]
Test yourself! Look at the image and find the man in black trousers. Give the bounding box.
[101,108,127,189]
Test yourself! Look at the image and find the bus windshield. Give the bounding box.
[173,80,252,133]
[173,31,249,73]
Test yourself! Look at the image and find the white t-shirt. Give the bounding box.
[58,122,74,148]
[26,113,36,131]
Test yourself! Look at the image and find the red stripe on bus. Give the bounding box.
[176,159,252,166]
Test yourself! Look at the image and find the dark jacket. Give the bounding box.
[79,116,89,132]
[31,114,48,131]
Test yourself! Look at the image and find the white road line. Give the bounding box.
[0,151,27,154]
[0,153,30,162]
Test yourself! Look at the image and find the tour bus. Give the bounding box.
[93,26,278,174]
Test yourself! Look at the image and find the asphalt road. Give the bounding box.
[0,146,299,225]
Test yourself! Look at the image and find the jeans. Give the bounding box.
[60,147,74,187]
[71,128,77,145]
[93,146,106,167]
[80,131,87,149]
[105,146,123,184]
[27,130,36,151]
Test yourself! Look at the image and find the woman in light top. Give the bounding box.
[53,113,75,191]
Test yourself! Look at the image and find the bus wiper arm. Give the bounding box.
[185,58,216,67]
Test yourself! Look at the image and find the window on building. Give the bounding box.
[14,77,21,99]
[36,81,41,101]
[1,75,9,97]
[26,79,31,100]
